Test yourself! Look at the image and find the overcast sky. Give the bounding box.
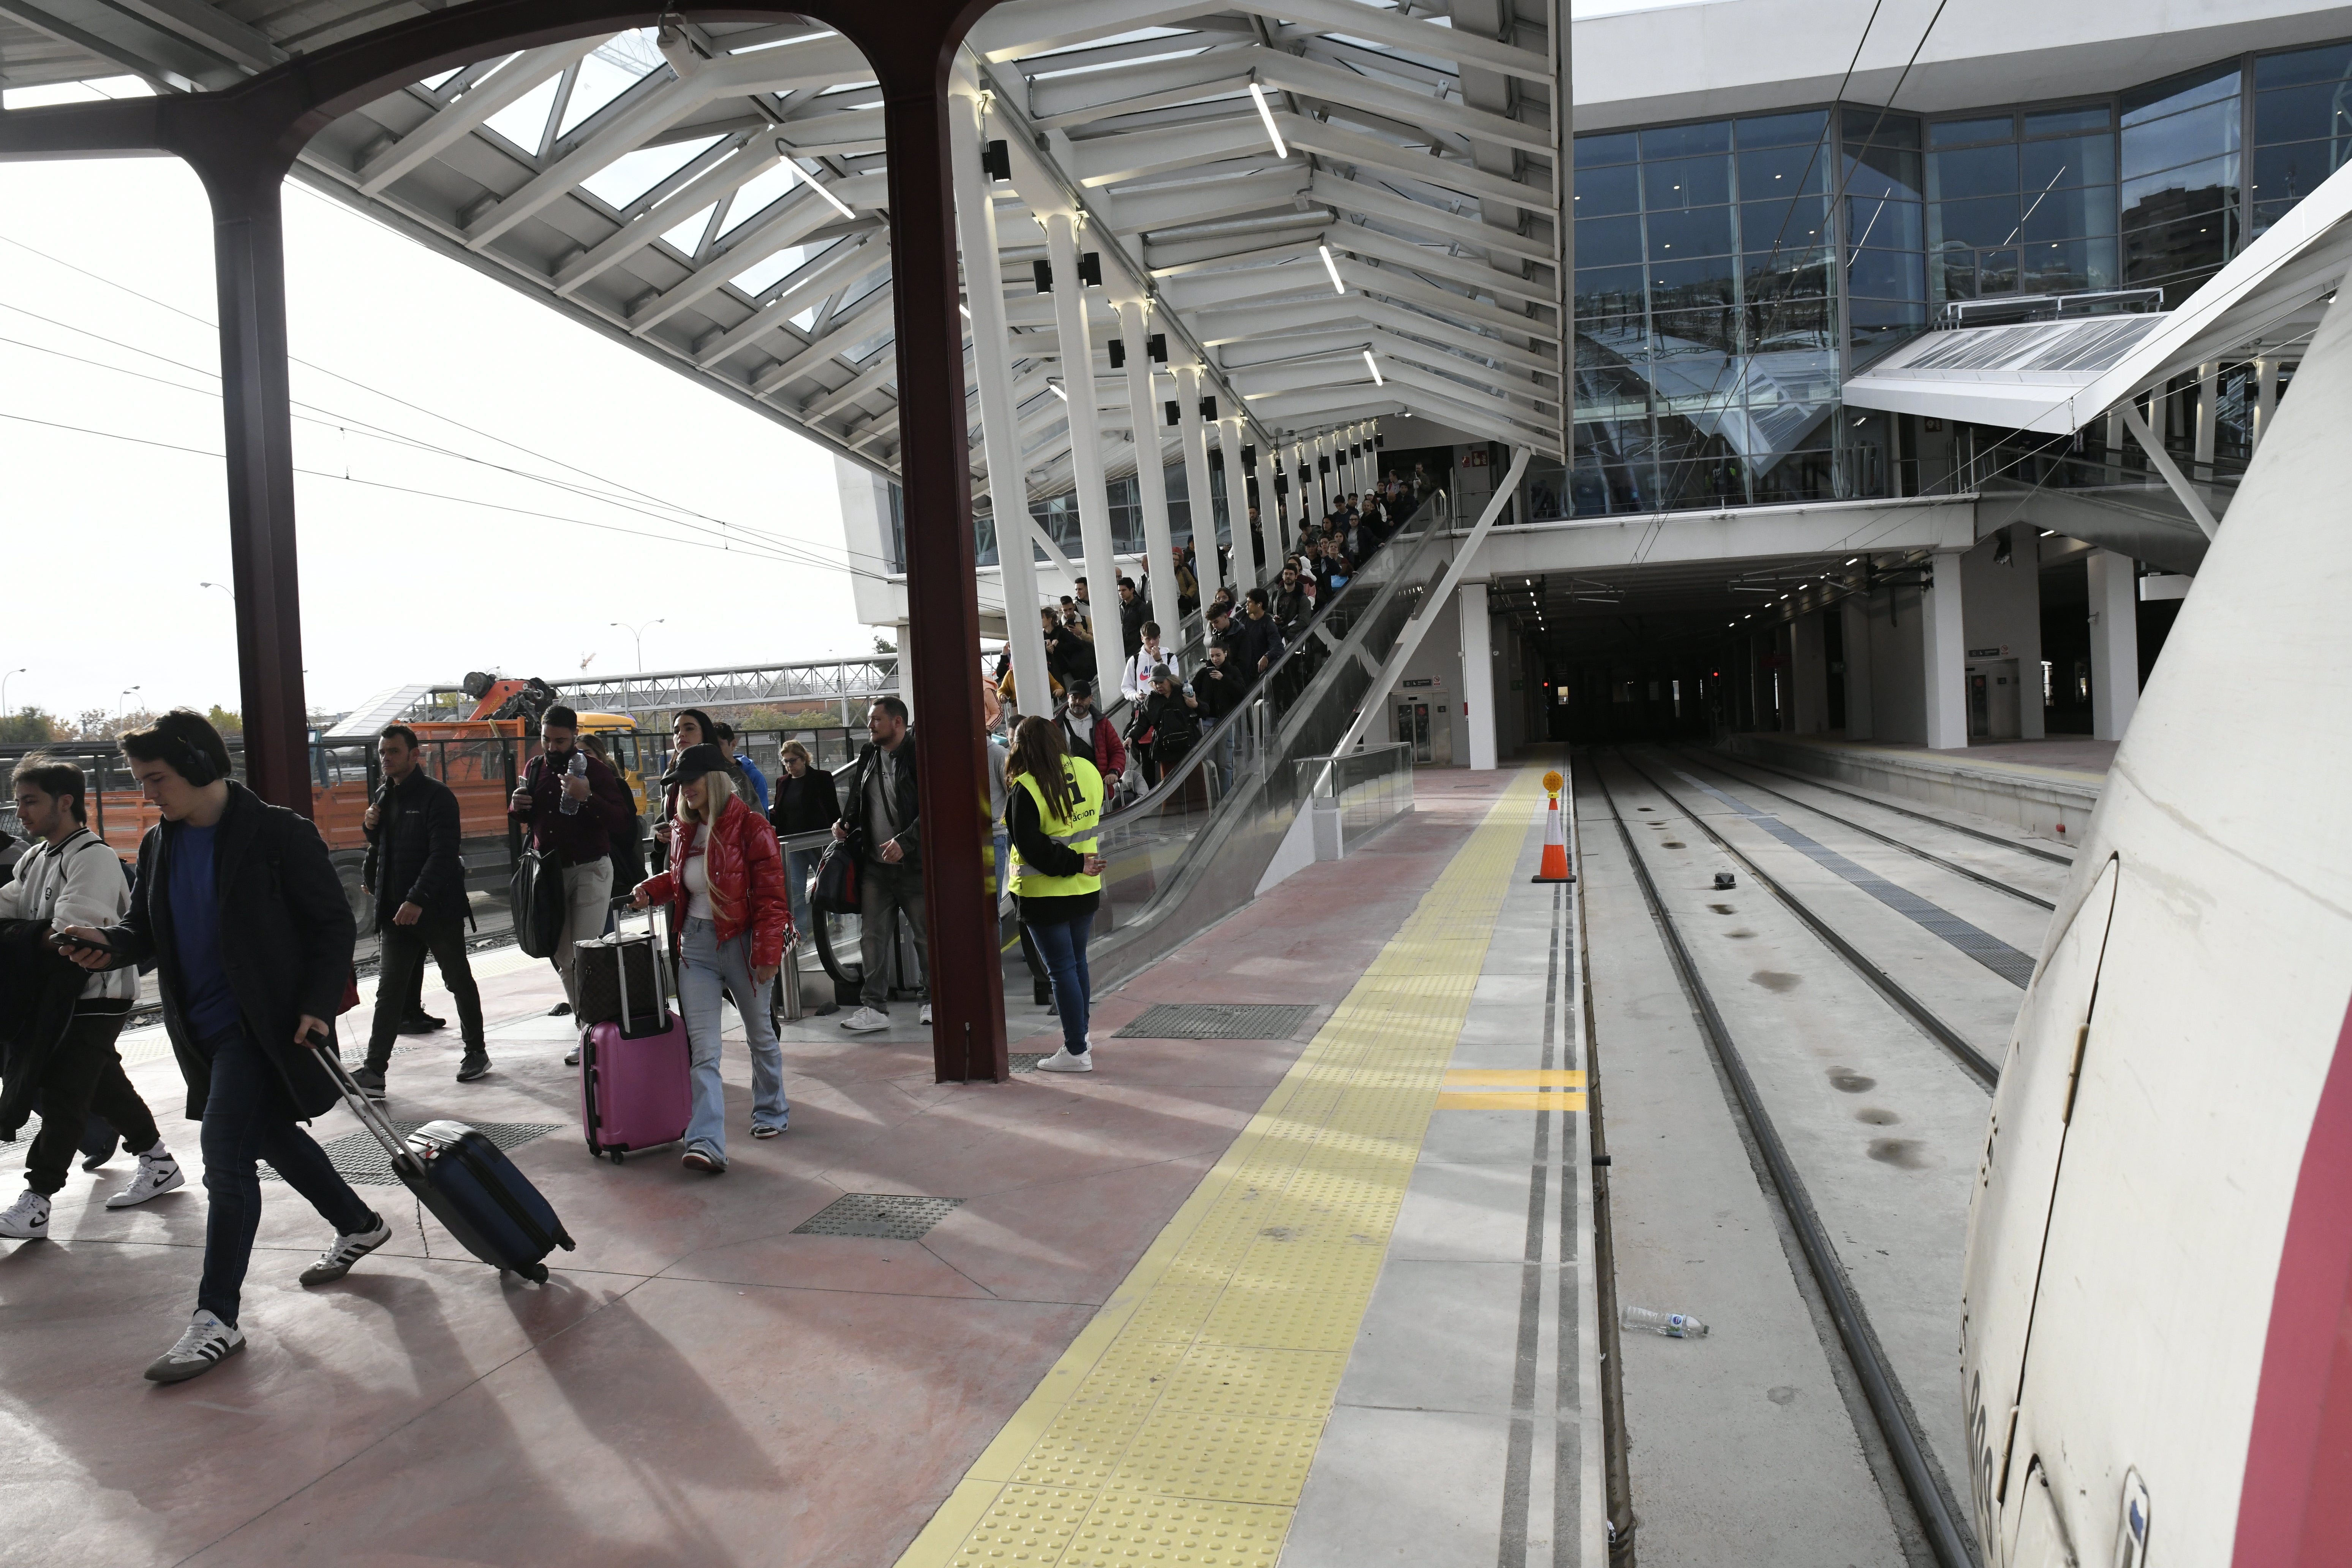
[0,149,869,729]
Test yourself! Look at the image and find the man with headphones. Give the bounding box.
[59,709,388,1385]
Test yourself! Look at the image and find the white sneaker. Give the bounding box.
[1035,1047,1093,1073]
[144,1309,245,1383]
[839,1006,891,1033]
[298,1214,392,1285]
[106,1149,185,1209]
[920,1004,933,1026]
[0,1189,51,1240]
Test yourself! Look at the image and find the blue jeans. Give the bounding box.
[1025,911,1095,1056]
[679,917,789,1162]
[784,847,818,936]
[197,1027,377,1325]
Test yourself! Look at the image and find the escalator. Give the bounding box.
[1072,489,1462,990]
[786,487,1462,1013]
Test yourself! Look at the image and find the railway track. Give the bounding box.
[1591,752,1984,1568]
[1616,749,2004,1091]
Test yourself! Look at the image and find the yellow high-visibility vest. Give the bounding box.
[1009,758,1104,898]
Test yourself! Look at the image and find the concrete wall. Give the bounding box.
[1959,527,2047,740]
[1390,593,1466,765]
[1860,586,1930,745]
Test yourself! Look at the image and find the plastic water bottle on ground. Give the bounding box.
[559,749,586,815]
[1622,1305,1709,1338]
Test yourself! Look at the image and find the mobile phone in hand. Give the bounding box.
[48,931,112,956]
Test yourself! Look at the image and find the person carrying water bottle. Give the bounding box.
[1003,716,1109,1073]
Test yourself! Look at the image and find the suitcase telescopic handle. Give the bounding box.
[314,1035,425,1175]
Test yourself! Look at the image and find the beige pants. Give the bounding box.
[556,859,615,1007]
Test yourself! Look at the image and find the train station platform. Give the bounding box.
[1721,732,2109,847]
[0,763,1600,1568]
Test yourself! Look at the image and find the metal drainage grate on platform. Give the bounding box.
[792,1193,963,1240]
[1114,1002,1318,1040]
[1010,1053,1046,1075]
[262,1122,563,1187]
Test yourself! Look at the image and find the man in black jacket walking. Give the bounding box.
[60,710,386,1385]
[359,724,486,1092]
[830,697,927,1034]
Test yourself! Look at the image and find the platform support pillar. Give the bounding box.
[2087,548,2140,742]
[2195,362,2218,476]
[1219,413,1253,589]
[1250,441,1281,585]
[1461,581,1498,769]
[1043,210,1117,606]
[885,68,1006,1082]
[1840,596,1873,740]
[202,150,311,814]
[1790,611,1829,733]
[1176,362,1221,595]
[1920,550,1969,749]
[1114,301,1179,626]
[950,89,1049,727]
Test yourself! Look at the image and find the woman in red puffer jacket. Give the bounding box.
[631,743,793,1173]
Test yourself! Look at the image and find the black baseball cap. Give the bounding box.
[661,742,731,786]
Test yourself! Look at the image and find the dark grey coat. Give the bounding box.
[97,782,356,1121]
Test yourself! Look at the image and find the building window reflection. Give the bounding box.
[2121,64,2242,299]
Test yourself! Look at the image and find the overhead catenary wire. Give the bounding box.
[0,228,908,582]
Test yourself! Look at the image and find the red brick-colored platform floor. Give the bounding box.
[0,770,1511,1568]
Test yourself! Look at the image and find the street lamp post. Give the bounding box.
[1,667,25,719]
[199,581,235,602]
[118,686,142,724]
[611,619,664,717]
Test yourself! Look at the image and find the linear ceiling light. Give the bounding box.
[778,148,856,220]
[1048,381,1069,401]
[1363,349,1383,386]
[1319,244,1346,295]
[1248,81,1288,159]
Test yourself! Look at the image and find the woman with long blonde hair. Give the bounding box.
[632,744,792,1170]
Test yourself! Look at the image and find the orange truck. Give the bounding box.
[68,677,647,934]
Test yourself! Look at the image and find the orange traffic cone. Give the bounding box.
[1532,769,1573,884]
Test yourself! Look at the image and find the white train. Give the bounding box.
[1961,289,2352,1563]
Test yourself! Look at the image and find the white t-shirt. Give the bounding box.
[682,841,713,920]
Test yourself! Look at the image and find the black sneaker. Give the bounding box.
[351,1067,388,1100]
[397,1012,444,1036]
[455,1052,491,1083]
[548,1001,573,1018]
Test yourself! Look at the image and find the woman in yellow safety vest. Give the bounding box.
[1004,715,1108,1073]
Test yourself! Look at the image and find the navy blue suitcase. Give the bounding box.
[322,1050,577,1283]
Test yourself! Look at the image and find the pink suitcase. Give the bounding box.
[576,904,692,1164]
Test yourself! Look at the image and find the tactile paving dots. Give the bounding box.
[1060,1497,1291,1567]
[950,1486,1095,1566]
[925,770,1549,1568]
[1103,1411,1324,1503]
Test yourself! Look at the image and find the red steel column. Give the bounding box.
[875,40,1007,1083]
[200,147,313,814]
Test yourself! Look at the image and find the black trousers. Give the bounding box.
[366,915,485,1067]
[25,1013,161,1197]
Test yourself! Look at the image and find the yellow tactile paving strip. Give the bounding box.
[896,767,1547,1568]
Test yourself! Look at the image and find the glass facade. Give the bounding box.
[1927,104,2118,305]
[2252,41,2352,235]
[2121,64,2241,299]
[1555,34,2352,522]
[1569,110,1841,517]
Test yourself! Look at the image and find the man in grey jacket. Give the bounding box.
[0,756,182,1242]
